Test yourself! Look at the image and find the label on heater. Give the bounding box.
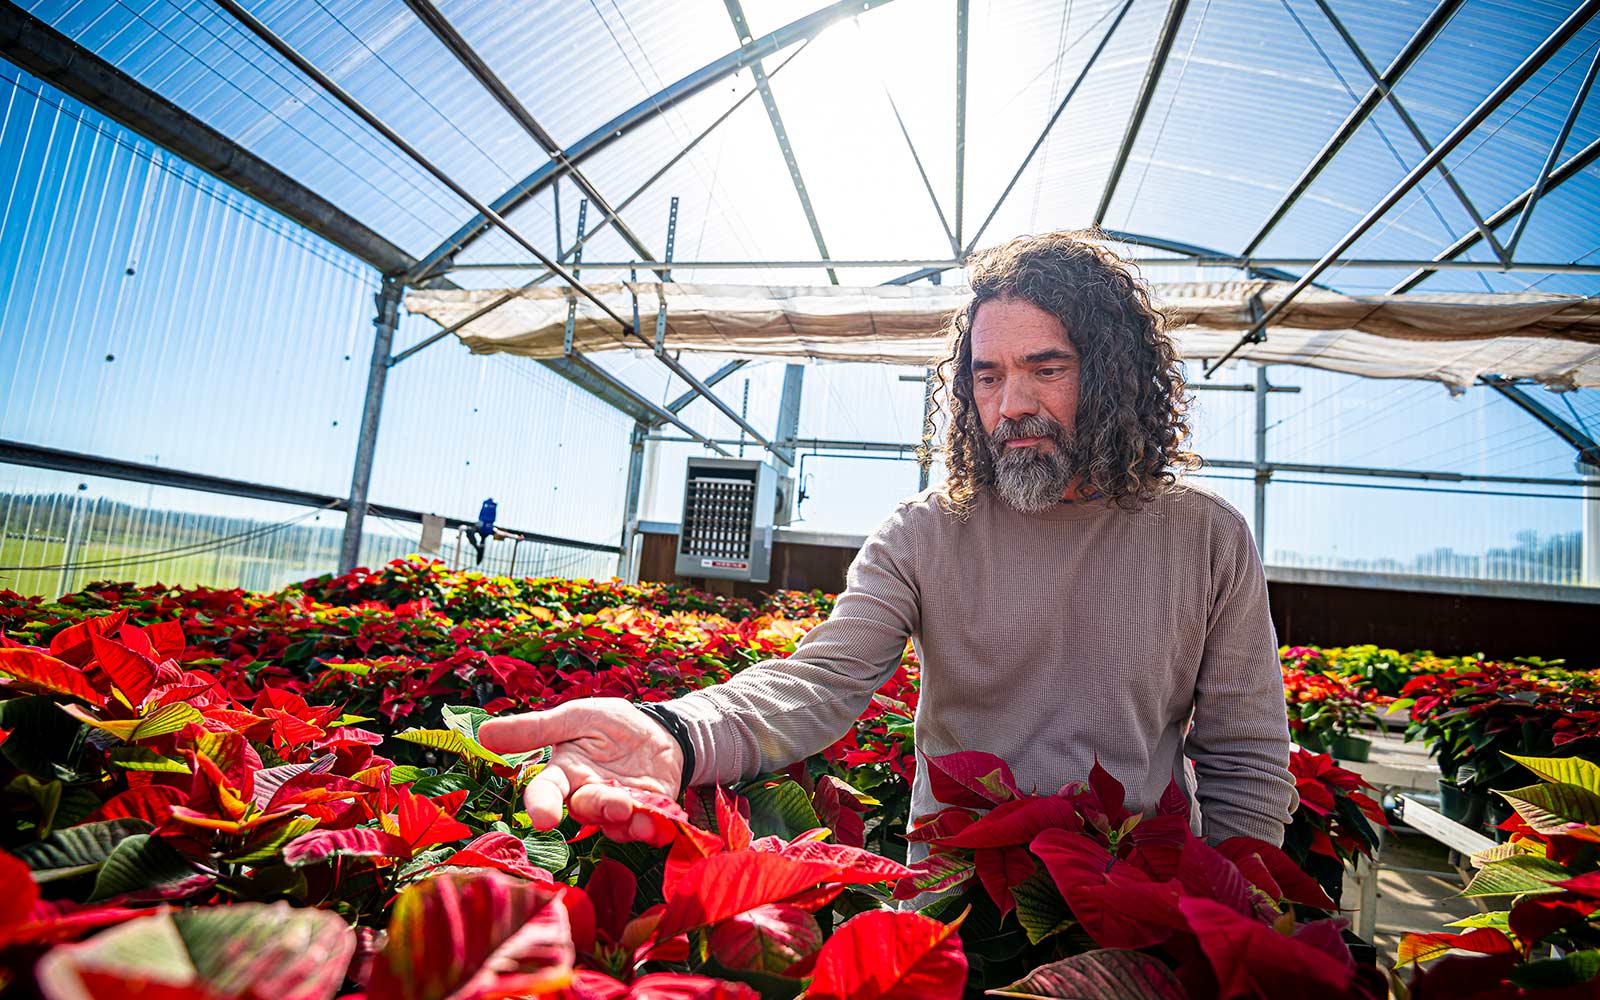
[703,559,749,570]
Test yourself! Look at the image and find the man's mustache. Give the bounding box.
[990,414,1067,447]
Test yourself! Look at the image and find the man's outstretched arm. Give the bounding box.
[1186,513,1298,845]
[479,503,921,838]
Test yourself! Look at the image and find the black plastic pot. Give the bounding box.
[1485,797,1515,843]
[1437,778,1487,829]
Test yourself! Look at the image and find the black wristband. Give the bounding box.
[636,703,695,800]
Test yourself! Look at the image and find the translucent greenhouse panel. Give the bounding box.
[21,1,483,256]
[0,68,370,496]
[358,515,619,582]
[962,0,1168,245]
[1182,363,1256,464]
[1313,0,1440,74]
[440,0,734,151]
[798,362,929,446]
[1390,2,1600,211]
[787,452,922,534]
[1264,474,1591,587]
[567,88,826,282]
[1264,367,1587,480]
[1102,0,1387,254]
[0,463,348,598]
[374,312,634,548]
[759,10,957,261]
[1255,103,1480,267]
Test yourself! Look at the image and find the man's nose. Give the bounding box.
[999,379,1039,421]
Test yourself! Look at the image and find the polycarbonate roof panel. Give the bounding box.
[762,13,959,260]
[521,76,831,285]
[1102,3,1346,249]
[22,0,545,257]
[435,0,736,150]
[961,0,1168,244]
[1103,0,1444,252]
[26,0,1600,299]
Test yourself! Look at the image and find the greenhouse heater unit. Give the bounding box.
[675,458,778,583]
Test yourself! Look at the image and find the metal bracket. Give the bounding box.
[562,198,589,356]
[654,196,678,353]
[630,265,640,341]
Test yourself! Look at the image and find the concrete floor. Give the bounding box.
[1342,828,1485,969]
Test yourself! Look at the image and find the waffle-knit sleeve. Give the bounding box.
[1187,509,1299,844]
[663,503,921,785]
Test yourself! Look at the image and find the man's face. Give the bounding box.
[970,297,1083,511]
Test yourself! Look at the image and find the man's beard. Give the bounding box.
[984,413,1080,513]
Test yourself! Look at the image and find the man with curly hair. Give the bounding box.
[481,232,1298,849]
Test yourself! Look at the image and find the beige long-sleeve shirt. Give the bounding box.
[665,483,1297,845]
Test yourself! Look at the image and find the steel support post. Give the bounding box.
[1583,460,1600,587]
[1253,364,1270,558]
[774,363,806,521]
[339,280,404,573]
[619,421,648,579]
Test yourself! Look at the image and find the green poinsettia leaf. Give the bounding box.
[393,728,509,767]
[1446,912,1512,932]
[522,830,572,875]
[440,704,493,741]
[226,817,320,864]
[1508,950,1600,989]
[106,746,190,773]
[741,778,822,840]
[1461,855,1569,898]
[89,833,210,902]
[15,818,153,882]
[1504,755,1600,795]
[410,772,480,799]
[1012,870,1076,945]
[36,901,353,999]
[1497,783,1600,831]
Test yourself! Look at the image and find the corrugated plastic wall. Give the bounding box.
[0,63,627,596]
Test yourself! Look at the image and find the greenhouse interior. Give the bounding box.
[2,0,1600,996]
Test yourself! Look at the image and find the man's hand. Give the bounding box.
[478,698,684,845]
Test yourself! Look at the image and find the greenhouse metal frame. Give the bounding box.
[1,0,1598,593]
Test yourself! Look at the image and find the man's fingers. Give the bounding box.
[569,782,636,826]
[480,703,600,754]
[523,763,572,831]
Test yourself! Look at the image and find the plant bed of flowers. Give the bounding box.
[0,557,1507,999]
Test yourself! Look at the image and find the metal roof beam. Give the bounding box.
[971,0,1135,251]
[1503,44,1600,260]
[214,0,778,457]
[410,0,894,280]
[663,360,749,418]
[400,0,663,280]
[445,255,1600,274]
[542,354,732,455]
[954,0,969,251]
[1479,376,1600,468]
[1241,0,1462,256]
[1092,0,1189,226]
[0,5,418,278]
[1389,133,1600,293]
[1205,0,1600,375]
[723,0,837,284]
[1311,0,1508,267]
